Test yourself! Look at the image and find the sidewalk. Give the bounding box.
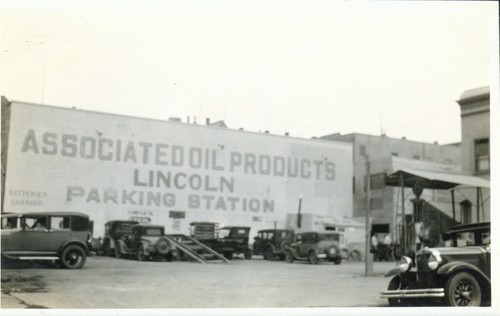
[1,293,27,309]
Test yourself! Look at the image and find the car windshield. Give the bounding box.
[454,230,490,247]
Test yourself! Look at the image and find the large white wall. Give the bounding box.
[4,102,353,238]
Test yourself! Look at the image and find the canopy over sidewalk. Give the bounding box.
[385,168,490,190]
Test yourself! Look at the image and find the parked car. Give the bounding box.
[1,212,92,269]
[284,231,342,265]
[253,229,294,260]
[380,222,491,306]
[102,220,138,256]
[200,226,252,260]
[114,224,176,261]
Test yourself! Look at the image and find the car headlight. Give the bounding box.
[427,250,442,270]
[398,256,412,273]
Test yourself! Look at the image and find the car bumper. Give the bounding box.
[380,288,444,299]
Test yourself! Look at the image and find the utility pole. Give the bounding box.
[363,150,373,276]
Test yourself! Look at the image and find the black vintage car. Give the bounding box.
[115,224,176,261]
[102,220,139,256]
[202,226,252,260]
[253,229,294,260]
[380,222,491,306]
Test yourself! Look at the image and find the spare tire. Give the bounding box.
[156,239,171,255]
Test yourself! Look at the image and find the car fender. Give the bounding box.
[438,261,490,284]
[59,239,89,255]
[140,239,152,254]
[284,246,298,259]
[384,267,401,278]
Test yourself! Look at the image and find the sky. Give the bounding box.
[1,0,498,145]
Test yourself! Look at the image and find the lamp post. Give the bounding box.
[362,151,373,276]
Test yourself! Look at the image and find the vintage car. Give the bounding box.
[1,212,92,269]
[201,226,252,260]
[284,231,342,265]
[115,224,176,261]
[253,229,294,260]
[102,220,139,256]
[380,222,491,306]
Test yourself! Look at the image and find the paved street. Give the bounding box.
[1,255,396,309]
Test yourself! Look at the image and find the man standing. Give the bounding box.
[371,232,379,261]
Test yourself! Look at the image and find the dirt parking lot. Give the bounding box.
[1,255,396,309]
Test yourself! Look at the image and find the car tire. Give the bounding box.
[137,245,146,261]
[308,251,319,264]
[285,251,294,263]
[445,272,482,306]
[115,243,122,259]
[60,245,87,269]
[387,276,408,307]
[223,251,233,260]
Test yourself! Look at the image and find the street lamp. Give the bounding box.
[361,148,373,276]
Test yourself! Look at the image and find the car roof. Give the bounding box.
[296,231,339,235]
[258,229,293,233]
[445,222,490,235]
[105,220,139,225]
[1,211,89,218]
[220,226,250,229]
[133,224,164,229]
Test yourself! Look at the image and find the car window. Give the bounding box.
[24,216,48,230]
[71,216,88,231]
[51,216,70,230]
[456,232,475,246]
[145,228,163,236]
[1,217,21,230]
[321,234,340,242]
[481,232,490,245]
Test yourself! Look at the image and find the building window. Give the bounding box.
[413,155,420,160]
[474,138,490,172]
[364,173,386,191]
[353,177,356,193]
[392,153,398,157]
[359,145,366,156]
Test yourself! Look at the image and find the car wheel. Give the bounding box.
[285,251,294,263]
[115,243,122,258]
[60,245,86,269]
[387,276,408,307]
[445,272,482,306]
[333,256,342,265]
[137,245,146,261]
[308,251,319,264]
[223,252,233,260]
[350,250,361,261]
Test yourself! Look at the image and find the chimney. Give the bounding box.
[285,132,289,136]
[206,118,210,125]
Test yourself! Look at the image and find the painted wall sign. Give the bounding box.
[4,102,353,238]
